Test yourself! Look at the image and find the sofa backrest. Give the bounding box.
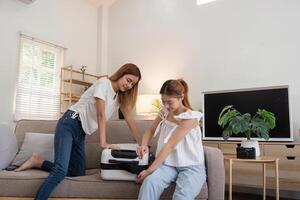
[85,120,156,168]
[14,119,155,169]
[14,120,57,147]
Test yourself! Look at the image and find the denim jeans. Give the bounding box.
[138,163,206,200]
[35,110,86,200]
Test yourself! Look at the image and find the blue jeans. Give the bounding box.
[35,110,86,200]
[138,163,206,200]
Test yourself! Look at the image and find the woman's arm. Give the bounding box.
[120,106,142,145]
[96,98,118,149]
[136,118,198,182]
[136,115,162,158]
[142,116,161,145]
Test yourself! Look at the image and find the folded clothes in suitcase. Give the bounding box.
[100,144,154,181]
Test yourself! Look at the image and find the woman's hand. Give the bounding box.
[136,145,149,159]
[101,143,120,149]
[136,169,151,183]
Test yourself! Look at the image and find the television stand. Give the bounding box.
[203,141,300,193]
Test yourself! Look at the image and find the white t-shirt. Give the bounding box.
[70,77,119,135]
[154,109,205,167]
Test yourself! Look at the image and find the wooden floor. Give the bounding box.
[225,192,294,200]
[0,193,296,200]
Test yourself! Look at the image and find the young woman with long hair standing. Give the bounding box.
[15,63,142,200]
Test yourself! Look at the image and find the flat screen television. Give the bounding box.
[202,85,293,141]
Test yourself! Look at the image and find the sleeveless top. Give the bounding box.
[154,109,205,167]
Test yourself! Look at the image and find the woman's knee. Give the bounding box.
[50,164,68,179]
[142,174,157,187]
[173,186,199,200]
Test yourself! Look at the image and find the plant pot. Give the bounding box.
[241,140,260,157]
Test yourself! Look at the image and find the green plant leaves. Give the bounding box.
[151,99,162,113]
[218,105,233,119]
[229,114,251,134]
[251,118,270,140]
[217,105,276,141]
[218,105,240,128]
[222,128,232,140]
[257,109,276,129]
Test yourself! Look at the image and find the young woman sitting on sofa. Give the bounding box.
[15,63,142,200]
[136,79,206,200]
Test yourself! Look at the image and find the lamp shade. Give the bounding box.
[136,94,161,115]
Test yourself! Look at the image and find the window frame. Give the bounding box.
[14,34,66,121]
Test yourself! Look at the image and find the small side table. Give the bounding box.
[224,156,279,200]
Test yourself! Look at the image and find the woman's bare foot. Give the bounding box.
[14,153,44,172]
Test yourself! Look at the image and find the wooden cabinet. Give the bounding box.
[203,141,300,192]
[264,144,300,192]
[264,144,300,157]
[60,66,104,114]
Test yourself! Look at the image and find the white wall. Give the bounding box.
[107,0,300,140]
[0,0,98,128]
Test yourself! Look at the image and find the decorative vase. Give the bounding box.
[241,140,260,157]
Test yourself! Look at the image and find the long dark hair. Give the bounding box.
[160,79,192,109]
[109,63,141,109]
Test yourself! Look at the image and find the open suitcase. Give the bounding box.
[100,144,154,181]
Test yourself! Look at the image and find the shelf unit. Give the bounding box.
[60,66,103,114]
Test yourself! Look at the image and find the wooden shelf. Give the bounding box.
[63,79,93,87]
[60,66,102,114]
[60,92,81,98]
[63,97,80,102]
[61,66,101,78]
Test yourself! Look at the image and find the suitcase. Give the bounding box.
[100,144,154,181]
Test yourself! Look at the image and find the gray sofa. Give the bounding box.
[0,120,225,200]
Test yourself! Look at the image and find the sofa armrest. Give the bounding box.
[204,146,225,200]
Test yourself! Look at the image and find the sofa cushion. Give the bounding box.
[0,169,208,199]
[11,132,54,166]
[0,169,67,197]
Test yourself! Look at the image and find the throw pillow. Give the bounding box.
[11,132,54,166]
[0,124,18,170]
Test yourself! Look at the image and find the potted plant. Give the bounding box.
[151,98,162,113]
[218,105,276,156]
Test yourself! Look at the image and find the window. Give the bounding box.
[14,35,65,120]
